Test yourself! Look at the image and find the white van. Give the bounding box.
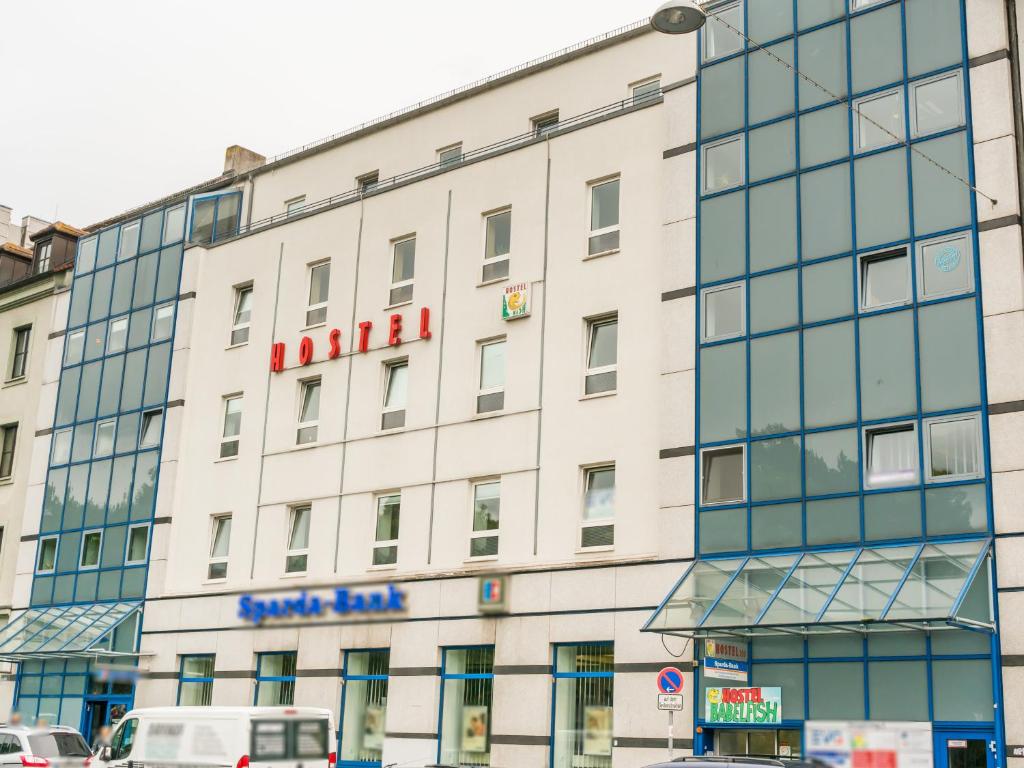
[92,706,336,768]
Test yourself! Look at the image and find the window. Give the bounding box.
[585,316,618,395]
[703,1,743,61]
[35,241,52,274]
[119,221,140,260]
[151,303,174,341]
[190,192,242,245]
[285,196,306,216]
[220,395,242,458]
[358,171,380,192]
[80,530,102,569]
[552,643,614,768]
[306,262,330,326]
[702,135,745,193]
[109,718,138,761]
[864,423,919,488]
[588,178,620,256]
[52,428,72,465]
[208,514,231,580]
[286,506,311,573]
[340,650,389,765]
[916,232,973,299]
[94,420,116,457]
[297,379,321,444]
[178,655,214,706]
[581,465,615,548]
[925,414,982,482]
[477,340,506,414]
[125,524,149,564]
[373,494,400,566]
[65,330,85,365]
[37,537,57,573]
[390,237,416,305]
[702,282,745,341]
[533,111,559,136]
[911,71,965,138]
[382,361,408,429]
[470,481,500,557]
[701,445,745,505]
[231,286,253,345]
[631,78,661,103]
[107,317,128,353]
[482,210,511,282]
[851,0,887,10]
[854,88,904,152]
[140,409,162,447]
[438,647,495,767]
[0,425,15,480]
[439,144,463,167]
[255,652,297,706]
[859,248,910,310]
[9,326,30,380]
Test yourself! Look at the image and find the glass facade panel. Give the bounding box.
[855,150,910,249]
[699,508,747,554]
[859,311,916,420]
[749,119,795,182]
[700,192,746,282]
[804,321,857,428]
[802,257,853,323]
[748,0,792,44]
[806,497,860,546]
[700,342,746,442]
[850,5,903,94]
[750,178,797,273]
[906,0,963,77]
[932,660,994,722]
[864,490,921,540]
[913,133,971,236]
[798,23,847,110]
[750,270,797,333]
[752,663,805,719]
[805,429,859,496]
[749,43,794,125]
[800,104,849,168]
[751,503,802,550]
[919,299,980,411]
[701,57,745,139]
[797,0,844,30]
[751,332,799,435]
[751,437,801,501]
[801,163,851,260]
[926,483,987,536]
[809,663,865,720]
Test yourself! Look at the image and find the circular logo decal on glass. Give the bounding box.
[934,245,961,273]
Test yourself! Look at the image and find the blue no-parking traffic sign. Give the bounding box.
[657,666,685,694]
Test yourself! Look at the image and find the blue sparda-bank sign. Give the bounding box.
[238,585,406,625]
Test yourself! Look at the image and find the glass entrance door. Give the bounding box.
[935,732,995,768]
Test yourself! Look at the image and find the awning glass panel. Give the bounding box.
[759,550,858,626]
[819,545,921,624]
[700,555,798,627]
[645,559,744,632]
[0,602,141,660]
[885,541,985,622]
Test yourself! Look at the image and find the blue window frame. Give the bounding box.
[177,654,215,706]
[189,192,242,245]
[438,646,494,768]
[255,651,296,706]
[550,642,613,768]
[339,649,389,768]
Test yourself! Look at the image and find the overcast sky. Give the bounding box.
[1,0,657,228]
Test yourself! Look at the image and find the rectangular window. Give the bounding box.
[51,428,72,465]
[701,445,746,505]
[853,88,904,153]
[438,144,463,168]
[390,237,416,305]
[859,248,910,311]
[911,71,965,138]
[477,340,506,414]
[255,652,297,706]
[306,262,330,326]
[581,465,615,548]
[178,655,214,706]
[703,0,743,61]
[552,643,614,768]
[631,78,661,103]
[358,171,379,193]
[533,111,559,136]
[35,241,52,274]
[382,361,408,429]
[438,647,495,767]
[703,135,745,193]
[585,316,618,395]
[851,0,888,11]
[482,210,511,282]
[701,282,745,342]
[470,481,500,558]
[80,530,102,569]
[864,423,919,489]
[0,425,15,480]
[208,514,231,580]
[286,506,311,574]
[9,327,30,379]
[297,379,321,444]
[925,414,982,482]
[119,221,140,261]
[37,537,57,573]
[94,420,115,457]
[231,286,253,345]
[107,317,128,353]
[151,303,174,341]
[65,330,85,366]
[285,196,306,216]
[220,395,242,458]
[190,193,242,245]
[140,409,162,447]
[125,524,150,564]
[588,178,620,256]
[916,232,973,300]
[373,494,400,566]
[340,650,390,765]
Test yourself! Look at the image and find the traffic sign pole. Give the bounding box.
[668,709,675,762]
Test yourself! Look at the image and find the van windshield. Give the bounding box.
[252,719,328,761]
[28,732,91,757]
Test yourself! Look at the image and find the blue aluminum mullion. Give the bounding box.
[753,553,804,625]
[697,556,750,628]
[878,542,925,620]
[743,0,753,553]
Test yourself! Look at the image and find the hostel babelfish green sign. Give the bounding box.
[706,686,782,725]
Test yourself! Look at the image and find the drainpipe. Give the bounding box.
[1005,0,1024,239]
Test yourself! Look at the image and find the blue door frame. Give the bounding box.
[934,728,997,768]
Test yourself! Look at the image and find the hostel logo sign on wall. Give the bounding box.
[238,585,407,624]
[706,687,782,725]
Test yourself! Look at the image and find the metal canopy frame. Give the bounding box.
[642,539,993,639]
[0,602,142,661]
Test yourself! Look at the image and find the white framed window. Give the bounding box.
[0,424,16,480]
[910,70,966,138]
[532,110,560,137]
[373,494,401,566]
[702,0,743,62]
[701,282,745,342]
[358,171,380,192]
[65,330,85,365]
[231,285,253,345]
[9,326,30,380]
[285,506,311,574]
[584,315,618,395]
[94,419,116,457]
[80,529,102,570]
[588,177,620,256]
[297,378,321,444]
[700,444,746,505]
[118,221,140,261]
[208,514,231,580]
[438,144,463,168]
[107,317,128,353]
[470,480,500,558]
[220,395,242,458]
[125,524,150,564]
[37,536,57,574]
[859,247,910,311]
[924,413,982,483]
[477,339,506,414]
[140,409,162,448]
[285,196,306,216]
[35,241,52,274]
[382,360,408,430]
[482,209,511,282]
[51,428,72,465]
[631,77,661,104]
[390,237,416,305]
[850,0,888,11]
[581,464,615,548]
[853,87,904,153]
[306,261,330,326]
[916,232,974,300]
[151,303,174,342]
[864,422,919,489]
[702,134,745,193]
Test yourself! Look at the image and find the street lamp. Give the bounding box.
[650,1,707,34]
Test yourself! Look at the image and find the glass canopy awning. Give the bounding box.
[643,539,993,638]
[0,602,142,661]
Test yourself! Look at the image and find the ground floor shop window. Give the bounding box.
[552,643,614,768]
[178,654,214,706]
[340,649,389,767]
[255,651,296,706]
[716,728,802,757]
[439,647,494,767]
[15,659,89,727]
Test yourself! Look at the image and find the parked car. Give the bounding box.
[90,706,336,768]
[0,723,92,766]
[646,757,831,768]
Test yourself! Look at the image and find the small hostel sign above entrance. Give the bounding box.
[706,687,782,725]
[270,306,433,372]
